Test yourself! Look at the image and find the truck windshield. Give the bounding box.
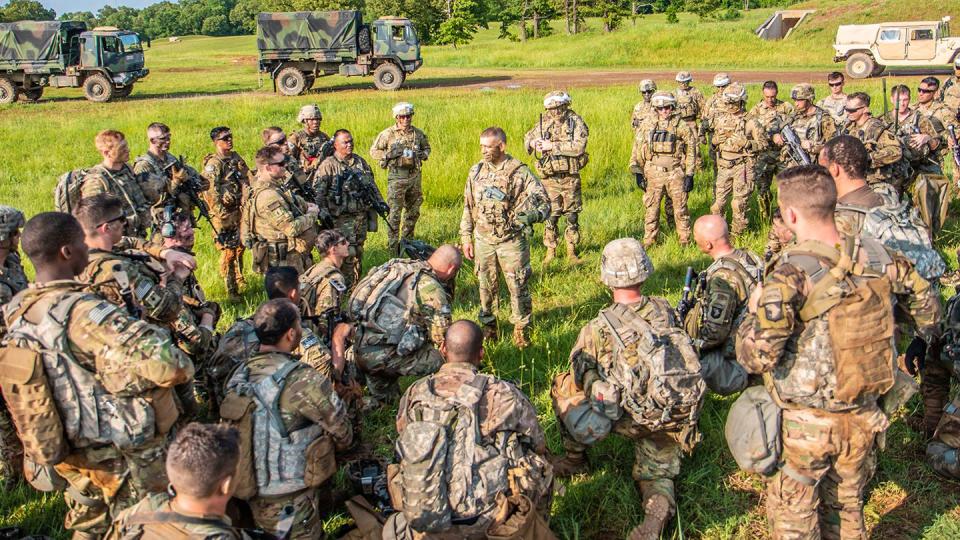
[119,34,142,53]
[406,25,418,44]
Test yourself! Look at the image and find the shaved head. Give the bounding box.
[693,214,732,257]
[427,244,463,282]
[443,320,484,365]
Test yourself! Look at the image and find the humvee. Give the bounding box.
[834,17,960,79]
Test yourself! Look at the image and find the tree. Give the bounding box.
[0,0,55,22]
[202,14,232,35]
[98,6,139,32]
[59,11,98,28]
[434,0,480,47]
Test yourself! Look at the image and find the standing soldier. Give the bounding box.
[747,81,794,221]
[0,212,194,539]
[817,72,848,124]
[936,57,960,113]
[460,127,550,348]
[524,91,589,265]
[632,79,658,133]
[370,102,431,254]
[674,71,705,135]
[702,73,732,178]
[0,205,26,490]
[133,123,209,234]
[736,166,941,539]
[550,238,705,540]
[202,126,251,299]
[841,92,904,187]
[775,83,838,168]
[918,76,960,190]
[242,146,320,274]
[288,104,331,174]
[314,129,388,289]
[630,91,697,248]
[78,130,154,238]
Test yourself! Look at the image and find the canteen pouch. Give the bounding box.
[725,385,782,476]
[303,435,337,487]
[218,392,258,499]
[0,346,68,465]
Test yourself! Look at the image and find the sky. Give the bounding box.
[40,1,158,15]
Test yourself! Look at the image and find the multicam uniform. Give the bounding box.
[202,150,251,296]
[780,106,837,168]
[675,85,705,134]
[632,100,656,133]
[736,235,941,539]
[370,124,431,253]
[817,94,847,125]
[842,117,904,187]
[80,164,155,238]
[937,75,960,114]
[242,171,319,274]
[107,491,245,539]
[747,98,794,219]
[706,95,764,235]
[460,156,550,334]
[884,107,949,233]
[1,280,194,536]
[0,237,27,488]
[313,153,386,288]
[133,151,209,228]
[81,248,185,324]
[289,129,331,173]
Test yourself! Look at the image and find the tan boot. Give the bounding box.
[543,246,556,265]
[550,452,589,477]
[627,494,671,540]
[513,325,530,349]
[565,238,582,265]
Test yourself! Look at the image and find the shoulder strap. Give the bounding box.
[124,510,236,529]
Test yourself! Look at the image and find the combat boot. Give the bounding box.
[543,246,556,265]
[513,325,530,349]
[482,321,499,342]
[565,238,582,265]
[627,493,671,540]
[550,452,589,477]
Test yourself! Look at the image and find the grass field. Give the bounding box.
[2,2,960,538]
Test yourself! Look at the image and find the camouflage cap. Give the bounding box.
[723,82,747,103]
[675,71,693,83]
[712,73,731,87]
[0,205,25,241]
[790,83,815,101]
[600,238,653,288]
[639,79,657,93]
[392,102,414,117]
[651,91,677,108]
[544,91,572,109]
[297,104,322,122]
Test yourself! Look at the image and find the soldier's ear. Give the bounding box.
[221,474,235,497]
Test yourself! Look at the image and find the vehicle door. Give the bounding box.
[907,26,936,60]
[877,27,907,60]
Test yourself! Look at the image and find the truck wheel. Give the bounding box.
[83,74,115,102]
[21,87,43,102]
[277,67,307,96]
[0,78,17,104]
[115,85,134,98]
[373,63,403,91]
[358,26,372,54]
[845,53,875,79]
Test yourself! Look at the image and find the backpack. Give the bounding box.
[596,303,705,432]
[724,385,781,476]
[941,293,960,378]
[53,168,89,214]
[349,259,429,355]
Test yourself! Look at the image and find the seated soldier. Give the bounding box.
[385,320,554,539]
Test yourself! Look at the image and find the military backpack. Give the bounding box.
[53,168,89,214]
[349,259,431,359]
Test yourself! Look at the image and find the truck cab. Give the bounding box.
[60,27,149,99]
[371,17,422,74]
[834,17,960,78]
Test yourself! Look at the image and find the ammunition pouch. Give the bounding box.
[267,241,289,267]
[303,435,337,487]
[251,241,269,274]
[650,130,677,154]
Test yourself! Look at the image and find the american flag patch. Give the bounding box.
[88,302,117,325]
[135,280,152,298]
[301,334,319,348]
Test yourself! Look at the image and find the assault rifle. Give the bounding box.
[780,125,811,165]
[399,238,436,260]
[948,125,960,169]
[163,156,231,243]
[676,267,697,321]
[333,169,395,233]
[302,307,347,348]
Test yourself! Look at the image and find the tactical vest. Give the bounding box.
[689,250,762,351]
[535,113,588,177]
[792,107,828,150]
[350,259,431,361]
[468,158,526,240]
[301,263,346,319]
[326,157,373,215]
[243,181,304,245]
[675,88,700,120]
[713,111,749,159]
[114,493,243,540]
[295,129,329,162]
[57,165,148,235]
[767,237,896,412]
[203,152,246,213]
[647,119,682,156]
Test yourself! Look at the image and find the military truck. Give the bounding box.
[834,17,960,79]
[0,20,148,104]
[257,10,422,93]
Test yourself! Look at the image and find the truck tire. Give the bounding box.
[373,63,403,91]
[277,67,307,96]
[358,26,372,54]
[115,85,134,98]
[21,87,43,102]
[845,53,875,79]
[0,77,17,104]
[83,74,114,102]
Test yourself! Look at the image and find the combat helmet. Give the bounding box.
[712,73,731,87]
[297,104,322,123]
[600,238,653,288]
[675,71,693,83]
[638,79,657,93]
[651,91,677,108]
[544,91,572,109]
[0,205,24,242]
[392,102,414,117]
[790,83,815,101]
[723,82,747,103]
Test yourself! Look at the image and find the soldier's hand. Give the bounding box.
[748,284,763,314]
[909,133,931,150]
[772,134,785,146]
[904,337,927,376]
[171,261,192,281]
[537,139,555,153]
[306,203,319,216]
[169,165,188,191]
[635,173,646,191]
[683,174,694,193]
[516,211,539,226]
[161,249,197,272]
[463,242,475,260]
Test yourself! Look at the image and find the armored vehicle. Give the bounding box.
[0,20,148,103]
[834,17,960,79]
[257,10,422,93]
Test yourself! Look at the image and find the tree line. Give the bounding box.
[0,0,797,46]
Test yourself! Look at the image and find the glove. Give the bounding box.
[683,174,694,193]
[635,173,646,191]
[516,211,539,226]
[904,337,927,376]
[169,165,188,192]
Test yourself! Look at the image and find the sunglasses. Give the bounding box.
[269,136,287,145]
[828,82,844,87]
[844,105,866,113]
[918,88,936,94]
[217,135,233,141]
[152,136,171,142]
[98,214,126,228]
[267,159,285,166]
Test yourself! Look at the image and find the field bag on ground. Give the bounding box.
[724,385,782,476]
[550,370,612,445]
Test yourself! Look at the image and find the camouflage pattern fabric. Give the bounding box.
[0,251,28,338]
[632,100,656,133]
[300,259,348,328]
[707,104,763,235]
[81,248,184,324]
[747,98,794,221]
[884,108,942,176]
[781,106,838,168]
[928,397,960,479]
[249,487,321,540]
[202,151,251,295]
[0,239,26,485]
[937,76,960,113]
[290,129,331,172]
[133,151,209,228]
[817,94,848,125]
[842,117,905,187]
[106,491,242,539]
[80,164,154,238]
[243,172,318,274]
[370,125,431,253]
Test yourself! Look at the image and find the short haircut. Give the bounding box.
[480,126,507,143]
[848,92,871,106]
[21,212,84,266]
[165,423,239,499]
[777,165,837,222]
[822,136,869,180]
[253,298,300,345]
[316,229,346,255]
[210,126,231,141]
[265,266,299,300]
[333,129,351,140]
[891,84,910,97]
[147,122,170,138]
[827,71,844,82]
[261,126,284,145]
[921,76,941,88]
[762,81,778,91]
[255,146,283,167]
[73,194,124,232]
[94,130,125,154]
[444,320,484,362]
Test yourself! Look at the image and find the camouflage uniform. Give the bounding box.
[632,100,656,134]
[459,155,550,336]
[928,398,960,479]
[81,248,184,324]
[736,235,941,540]
[313,153,385,288]
[370,122,431,254]
[747,98,794,220]
[106,491,243,539]
[289,129,331,173]
[242,171,318,275]
[202,150,251,296]
[300,259,348,327]
[842,117,904,187]
[781,106,838,168]
[80,164,155,238]
[2,280,194,536]
[0,206,26,489]
[702,81,728,179]
[817,94,848,125]
[675,85,705,133]
[133,151,209,229]
[936,75,960,114]
[884,107,950,234]
[683,248,762,395]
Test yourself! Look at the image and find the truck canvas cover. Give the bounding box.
[257,11,358,52]
[0,21,69,63]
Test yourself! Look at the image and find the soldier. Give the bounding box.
[550,238,705,540]
[685,215,761,395]
[133,122,210,232]
[841,92,904,187]
[817,71,848,124]
[242,146,320,274]
[674,71,705,134]
[935,57,960,113]
[818,136,885,238]
[706,82,763,236]
[370,102,431,254]
[106,423,245,539]
[288,104,331,174]
[348,245,461,406]
[262,126,313,202]
[524,91,589,264]
[221,298,352,539]
[460,126,550,348]
[630,91,696,247]
[79,130,154,238]
[300,229,349,333]
[736,165,941,539]
[702,72,732,178]
[0,212,194,538]
[918,76,960,189]
[928,395,960,480]
[632,79,658,133]
[774,83,837,168]
[314,129,388,289]
[385,320,554,539]
[0,205,26,490]
[202,126,251,299]
[747,81,794,221]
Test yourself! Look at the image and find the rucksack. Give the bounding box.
[724,385,782,476]
[53,168,89,214]
[596,303,705,432]
[349,259,430,357]
[941,293,960,378]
